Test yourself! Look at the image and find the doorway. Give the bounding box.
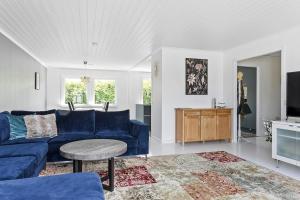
[237,66,257,138]
[236,51,281,141]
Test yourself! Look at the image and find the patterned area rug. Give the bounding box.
[40,151,300,200]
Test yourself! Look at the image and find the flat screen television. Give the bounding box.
[287,71,300,117]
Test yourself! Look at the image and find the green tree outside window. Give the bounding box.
[95,80,116,104]
[143,79,151,105]
[65,79,87,104]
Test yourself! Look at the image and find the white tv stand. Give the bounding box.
[272,121,300,167]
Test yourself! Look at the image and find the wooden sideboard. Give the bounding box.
[175,108,232,144]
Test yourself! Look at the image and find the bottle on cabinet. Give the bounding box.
[212,98,217,108]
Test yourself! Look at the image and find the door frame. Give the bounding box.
[232,49,285,143]
[237,65,260,138]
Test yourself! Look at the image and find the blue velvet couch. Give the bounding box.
[0,109,149,181]
[0,113,48,181]
[0,172,104,200]
[0,142,48,181]
[51,109,149,161]
[0,109,148,199]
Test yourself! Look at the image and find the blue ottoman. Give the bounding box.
[0,173,104,200]
[0,156,37,181]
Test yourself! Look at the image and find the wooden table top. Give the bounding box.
[60,139,127,161]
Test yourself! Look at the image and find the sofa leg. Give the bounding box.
[145,154,148,161]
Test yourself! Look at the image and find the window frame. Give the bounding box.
[142,78,152,105]
[61,76,118,108]
[93,79,117,106]
[62,78,89,106]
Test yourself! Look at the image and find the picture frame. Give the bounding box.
[185,58,208,95]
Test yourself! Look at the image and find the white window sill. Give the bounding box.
[59,104,118,109]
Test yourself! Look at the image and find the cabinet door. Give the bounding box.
[201,115,216,141]
[217,114,231,140]
[277,128,298,161]
[184,114,200,141]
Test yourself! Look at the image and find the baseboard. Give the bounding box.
[161,139,175,144]
[150,135,162,143]
[151,136,175,144]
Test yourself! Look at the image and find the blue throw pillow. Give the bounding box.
[5,114,27,140]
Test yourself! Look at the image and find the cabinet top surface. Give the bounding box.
[175,108,232,110]
[272,120,300,126]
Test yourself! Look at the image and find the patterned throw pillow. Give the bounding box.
[24,114,58,138]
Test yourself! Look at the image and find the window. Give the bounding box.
[62,78,117,106]
[64,79,87,104]
[94,80,116,104]
[143,79,151,105]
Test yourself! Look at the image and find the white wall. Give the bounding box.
[128,71,151,118]
[223,26,300,142]
[46,68,150,118]
[152,47,223,143]
[0,33,46,111]
[151,49,163,141]
[238,55,281,136]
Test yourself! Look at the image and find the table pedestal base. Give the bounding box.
[101,158,115,191]
[72,158,115,191]
[73,160,82,172]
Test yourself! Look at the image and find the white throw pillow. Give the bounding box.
[24,114,58,138]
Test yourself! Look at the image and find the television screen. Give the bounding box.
[287,71,300,117]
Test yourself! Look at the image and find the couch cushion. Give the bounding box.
[56,110,95,133]
[0,113,10,143]
[48,133,95,154]
[0,156,36,180]
[95,130,137,149]
[24,114,57,139]
[1,137,50,145]
[0,173,104,200]
[95,110,130,132]
[0,143,48,165]
[95,130,132,139]
[10,109,56,116]
[5,114,27,140]
[49,133,95,144]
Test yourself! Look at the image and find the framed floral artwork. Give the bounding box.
[185,58,208,95]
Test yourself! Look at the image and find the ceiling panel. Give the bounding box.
[0,0,300,70]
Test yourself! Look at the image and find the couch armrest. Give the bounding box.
[0,114,10,144]
[129,120,149,154]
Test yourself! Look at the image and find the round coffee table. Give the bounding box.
[60,139,127,191]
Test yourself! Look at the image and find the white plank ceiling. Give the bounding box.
[0,0,300,70]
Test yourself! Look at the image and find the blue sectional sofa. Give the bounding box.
[0,109,149,181]
[0,172,105,200]
[0,142,48,180]
[0,109,148,199]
